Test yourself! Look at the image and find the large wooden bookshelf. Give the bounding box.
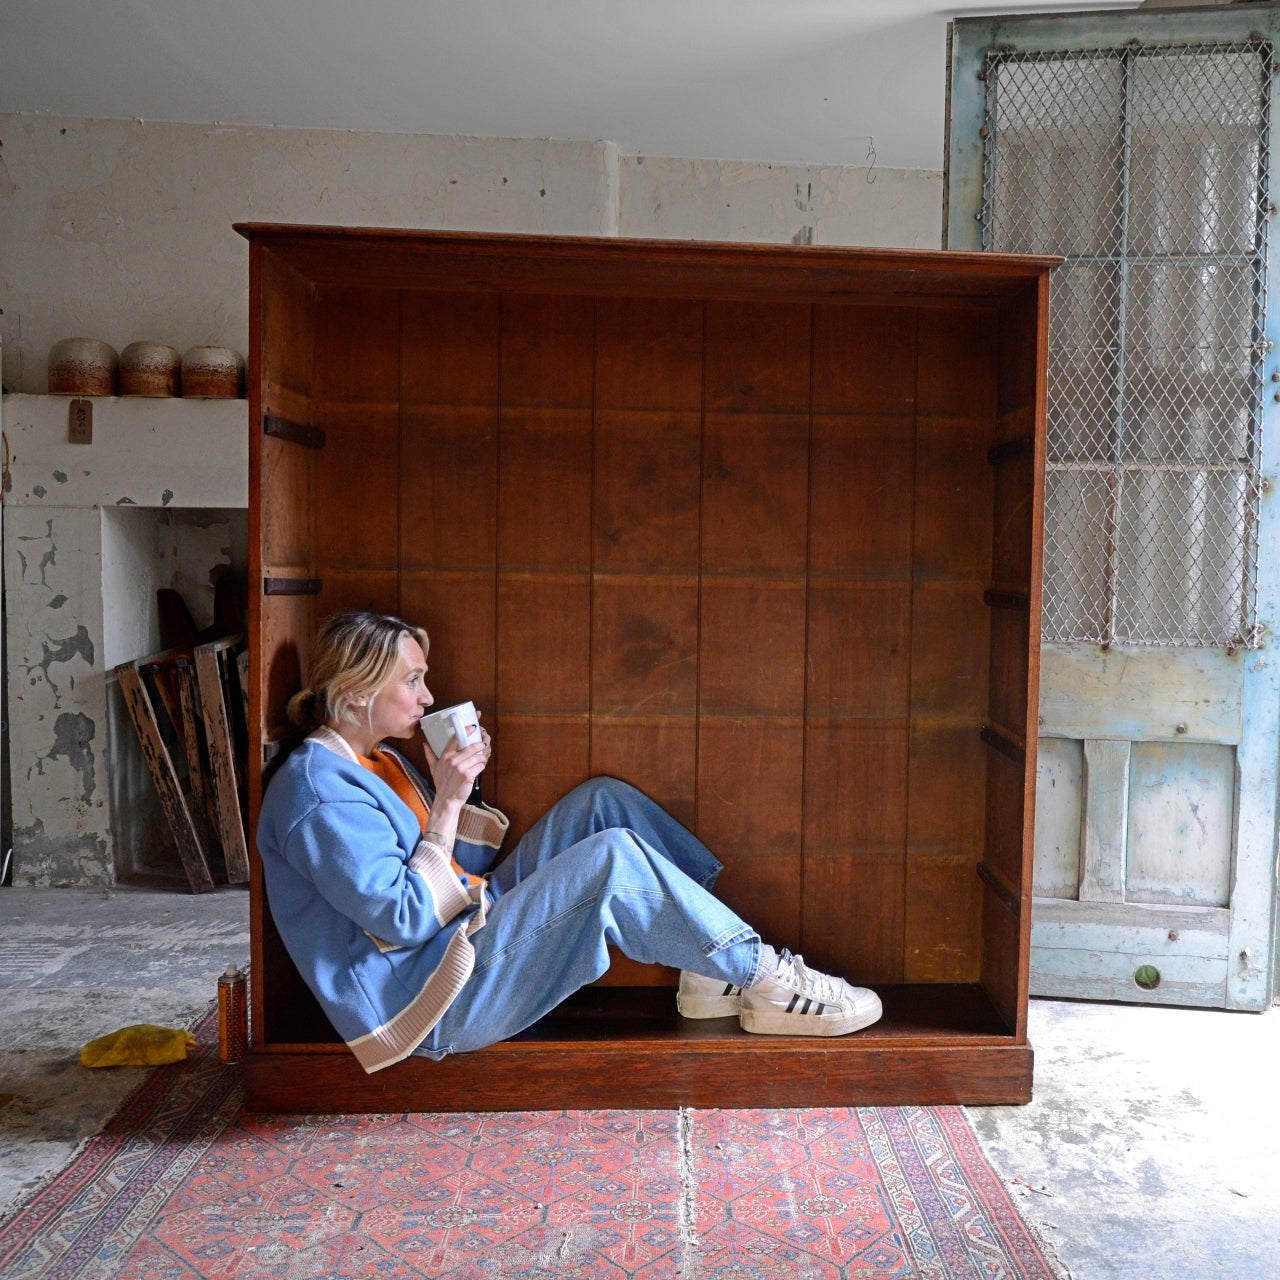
[237,224,1054,1111]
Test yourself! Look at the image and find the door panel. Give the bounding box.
[1125,742,1234,907]
[948,8,1280,1009]
[1032,737,1082,900]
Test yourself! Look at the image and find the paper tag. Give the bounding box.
[68,398,93,444]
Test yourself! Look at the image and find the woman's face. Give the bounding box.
[361,635,434,741]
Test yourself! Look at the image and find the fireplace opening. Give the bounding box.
[102,506,248,884]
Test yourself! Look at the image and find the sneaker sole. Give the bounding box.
[676,993,742,1018]
[739,996,882,1037]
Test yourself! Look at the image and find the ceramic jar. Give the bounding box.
[119,341,182,396]
[47,338,118,395]
[181,346,244,398]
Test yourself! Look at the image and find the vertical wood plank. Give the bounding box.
[596,298,703,411]
[701,414,810,576]
[312,287,401,586]
[808,417,916,578]
[593,411,701,575]
[1033,737,1084,899]
[807,307,917,982]
[176,658,217,838]
[907,309,997,983]
[1080,738,1130,902]
[400,572,498,717]
[699,301,809,950]
[399,290,501,732]
[802,854,905,985]
[589,720,698,831]
[495,295,594,824]
[905,856,982,983]
[589,299,704,883]
[591,577,698,717]
[196,642,250,884]
[1126,742,1234,907]
[704,300,811,413]
[812,305,917,416]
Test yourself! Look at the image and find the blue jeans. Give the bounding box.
[415,777,762,1057]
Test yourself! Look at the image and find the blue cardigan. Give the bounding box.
[256,728,509,1072]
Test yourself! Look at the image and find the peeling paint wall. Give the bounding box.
[5,504,112,885]
[3,394,247,885]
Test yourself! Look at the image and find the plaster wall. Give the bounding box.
[0,111,942,884]
[619,155,942,248]
[2,394,247,885]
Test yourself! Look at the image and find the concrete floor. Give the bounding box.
[0,885,1277,1279]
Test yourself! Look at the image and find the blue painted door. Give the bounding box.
[947,7,1279,1009]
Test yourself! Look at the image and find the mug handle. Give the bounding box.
[449,709,471,749]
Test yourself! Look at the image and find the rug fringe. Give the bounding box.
[675,1105,700,1277]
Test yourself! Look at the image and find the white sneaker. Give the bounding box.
[739,952,882,1037]
[676,970,742,1018]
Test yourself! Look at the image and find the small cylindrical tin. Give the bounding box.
[217,964,248,1064]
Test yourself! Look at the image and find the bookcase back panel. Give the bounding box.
[270,289,1009,989]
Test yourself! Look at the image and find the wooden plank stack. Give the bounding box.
[115,634,250,892]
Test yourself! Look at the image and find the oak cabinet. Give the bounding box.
[238,224,1054,1111]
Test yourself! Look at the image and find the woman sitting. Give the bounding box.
[256,610,882,1073]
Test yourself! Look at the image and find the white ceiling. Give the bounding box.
[4,1,1143,171]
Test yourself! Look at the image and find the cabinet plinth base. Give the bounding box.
[244,985,1034,1112]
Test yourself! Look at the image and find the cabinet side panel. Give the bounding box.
[251,247,327,1049]
[982,278,1049,1037]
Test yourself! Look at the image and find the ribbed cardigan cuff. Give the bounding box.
[456,802,509,849]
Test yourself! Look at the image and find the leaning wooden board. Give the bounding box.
[115,657,216,894]
[194,636,250,883]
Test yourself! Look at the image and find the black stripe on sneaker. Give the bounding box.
[800,998,812,1014]
[723,983,735,996]
[816,1003,825,1015]
[786,994,800,1013]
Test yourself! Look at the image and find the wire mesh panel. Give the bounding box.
[982,41,1271,647]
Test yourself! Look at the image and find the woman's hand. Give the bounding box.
[422,722,491,808]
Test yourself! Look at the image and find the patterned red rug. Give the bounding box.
[0,1010,1063,1279]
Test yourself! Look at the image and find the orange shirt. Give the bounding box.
[356,750,484,888]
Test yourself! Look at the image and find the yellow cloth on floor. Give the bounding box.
[80,1024,197,1068]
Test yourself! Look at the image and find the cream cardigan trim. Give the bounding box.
[347,908,485,1072]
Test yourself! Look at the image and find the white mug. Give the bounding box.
[420,701,481,755]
